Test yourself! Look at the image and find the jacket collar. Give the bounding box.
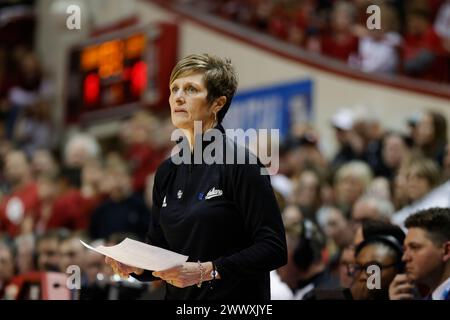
[175,123,226,165]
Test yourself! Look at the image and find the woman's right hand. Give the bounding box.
[104,256,144,278]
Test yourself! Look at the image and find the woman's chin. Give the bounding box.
[171,115,190,129]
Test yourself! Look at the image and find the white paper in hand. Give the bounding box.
[80,238,188,271]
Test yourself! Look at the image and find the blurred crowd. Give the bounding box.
[175,0,450,83]
[0,45,176,298]
[268,106,450,299]
[0,109,175,298]
[0,1,450,300]
[1,58,449,299]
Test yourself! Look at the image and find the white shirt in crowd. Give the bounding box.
[270,270,294,300]
[351,32,402,74]
[392,180,450,228]
[434,1,450,39]
[432,276,450,300]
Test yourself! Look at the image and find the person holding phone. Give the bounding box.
[389,208,450,300]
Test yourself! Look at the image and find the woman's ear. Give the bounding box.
[213,96,227,114]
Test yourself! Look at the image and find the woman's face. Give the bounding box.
[336,175,364,206]
[332,7,352,32]
[383,135,405,168]
[282,205,303,229]
[407,168,431,202]
[322,208,351,248]
[416,113,434,146]
[169,72,215,131]
[393,168,409,206]
[295,171,319,207]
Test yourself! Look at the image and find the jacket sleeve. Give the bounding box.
[213,161,287,280]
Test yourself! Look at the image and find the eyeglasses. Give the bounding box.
[347,261,398,277]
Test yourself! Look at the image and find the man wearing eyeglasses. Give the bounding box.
[389,208,450,300]
[350,235,405,300]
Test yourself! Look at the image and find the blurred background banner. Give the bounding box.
[223,79,313,140]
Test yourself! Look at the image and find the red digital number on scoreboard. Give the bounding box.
[65,23,178,124]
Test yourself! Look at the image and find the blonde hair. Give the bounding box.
[335,161,373,189]
[407,157,441,188]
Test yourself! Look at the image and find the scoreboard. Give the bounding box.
[65,23,177,124]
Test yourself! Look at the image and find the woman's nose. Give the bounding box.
[174,93,182,100]
[175,92,186,103]
[173,88,185,99]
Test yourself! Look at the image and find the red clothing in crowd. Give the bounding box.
[44,189,103,232]
[403,26,446,80]
[267,5,290,40]
[0,182,40,237]
[403,26,444,59]
[321,34,359,62]
[125,143,163,193]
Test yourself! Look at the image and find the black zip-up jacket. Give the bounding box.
[132,124,287,300]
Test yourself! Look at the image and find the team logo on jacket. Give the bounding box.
[162,196,167,207]
[204,187,223,200]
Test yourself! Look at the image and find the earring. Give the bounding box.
[214,112,217,123]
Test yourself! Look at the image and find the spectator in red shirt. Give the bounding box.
[121,111,163,194]
[0,150,39,237]
[43,167,82,232]
[321,1,359,62]
[31,149,59,179]
[39,133,103,232]
[267,4,290,40]
[34,174,59,235]
[44,162,103,232]
[403,8,445,80]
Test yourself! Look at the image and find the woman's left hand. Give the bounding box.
[152,262,210,288]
